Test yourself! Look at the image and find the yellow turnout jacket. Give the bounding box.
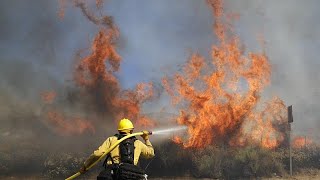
[83,134,154,168]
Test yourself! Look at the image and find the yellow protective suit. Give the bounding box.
[83,135,154,168]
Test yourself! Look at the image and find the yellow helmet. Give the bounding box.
[118,118,134,131]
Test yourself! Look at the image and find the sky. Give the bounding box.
[0,0,319,138]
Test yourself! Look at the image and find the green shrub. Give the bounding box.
[191,146,225,178]
[145,141,193,177]
[43,152,86,178]
[1,139,319,179]
[272,146,320,173]
[0,151,11,175]
[189,146,286,179]
[0,145,47,175]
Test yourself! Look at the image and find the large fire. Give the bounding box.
[163,0,287,148]
[53,0,287,144]
[71,5,155,127]
[43,0,155,136]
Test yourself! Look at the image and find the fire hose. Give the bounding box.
[65,131,152,180]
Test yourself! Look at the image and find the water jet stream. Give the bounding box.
[152,126,187,135]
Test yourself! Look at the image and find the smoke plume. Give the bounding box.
[0,1,319,176]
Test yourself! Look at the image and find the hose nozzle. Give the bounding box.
[142,130,152,135]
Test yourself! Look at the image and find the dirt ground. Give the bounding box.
[148,175,320,180]
[262,174,320,180]
[1,176,320,180]
[1,171,320,180]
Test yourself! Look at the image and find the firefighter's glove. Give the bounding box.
[79,166,87,174]
[141,130,150,141]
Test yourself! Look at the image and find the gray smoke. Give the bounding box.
[0,0,319,153]
[0,0,112,155]
[0,0,319,178]
[224,0,320,139]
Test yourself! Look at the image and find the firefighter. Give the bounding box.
[79,118,155,180]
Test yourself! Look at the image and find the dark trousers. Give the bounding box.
[97,163,146,180]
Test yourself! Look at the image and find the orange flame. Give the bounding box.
[246,97,287,149]
[71,1,154,126]
[41,91,56,104]
[40,91,95,135]
[293,136,313,149]
[172,136,183,144]
[163,0,286,148]
[136,116,157,129]
[50,1,155,136]
[47,111,95,136]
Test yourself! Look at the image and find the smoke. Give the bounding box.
[0,1,62,139]
[74,0,114,28]
[0,0,118,154]
[223,0,320,139]
[0,0,319,176]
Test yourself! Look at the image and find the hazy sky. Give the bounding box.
[0,0,319,137]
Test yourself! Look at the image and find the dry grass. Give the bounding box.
[0,141,319,179]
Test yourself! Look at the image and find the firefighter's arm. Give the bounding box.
[138,139,155,158]
[81,138,112,173]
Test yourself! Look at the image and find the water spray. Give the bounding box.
[151,126,187,135]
